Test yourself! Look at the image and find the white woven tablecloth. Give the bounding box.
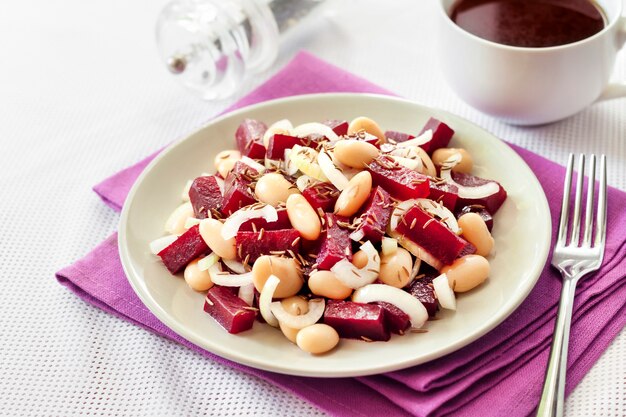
[0,0,624,415]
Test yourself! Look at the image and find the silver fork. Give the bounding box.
[536,154,608,417]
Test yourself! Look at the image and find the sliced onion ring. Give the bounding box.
[352,284,428,328]
[221,204,278,240]
[440,154,500,199]
[381,237,398,256]
[238,283,255,306]
[223,259,247,274]
[198,253,219,271]
[396,129,432,148]
[330,241,380,289]
[270,298,325,329]
[295,174,318,192]
[389,155,422,170]
[433,273,456,310]
[259,275,280,327]
[149,235,178,255]
[293,122,339,141]
[318,150,349,191]
[208,263,253,287]
[240,156,266,174]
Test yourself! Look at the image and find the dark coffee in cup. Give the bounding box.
[450,0,606,48]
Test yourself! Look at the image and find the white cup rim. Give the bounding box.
[437,0,623,53]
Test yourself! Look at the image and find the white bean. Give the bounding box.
[334,171,372,217]
[252,255,304,298]
[308,270,352,300]
[432,148,473,173]
[184,259,214,292]
[286,194,321,240]
[379,247,413,288]
[296,324,340,354]
[255,173,299,206]
[441,255,490,292]
[458,213,494,257]
[198,219,237,260]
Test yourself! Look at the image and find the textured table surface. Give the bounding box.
[0,0,624,416]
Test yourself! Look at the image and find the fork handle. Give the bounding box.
[536,278,578,417]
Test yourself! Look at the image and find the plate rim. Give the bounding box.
[118,92,552,377]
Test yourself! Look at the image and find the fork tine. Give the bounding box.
[595,155,607,248]
[557,154,575,247]
[582,155,596,246]
[570,154,585,246]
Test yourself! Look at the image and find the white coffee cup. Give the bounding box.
[437,0,626,125]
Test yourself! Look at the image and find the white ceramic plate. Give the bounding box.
[119,93,551,377]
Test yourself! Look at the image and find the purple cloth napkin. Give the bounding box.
[57,51,626,417]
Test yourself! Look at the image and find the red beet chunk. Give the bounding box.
[375,301,411,334]
[246,141,267,159]
[396,206,475,266]
[230,160,260,178]
[188,176,222,219]
[459,205,494,232]
[221,162,259,215]
[239,207,292,231]
[204,286,256,334]
[352,186,392,243]
[302,182,340,213]
[266,134,313,160]
[428,181,459,212]
[385,130,415,143]
[235,119,267,158]
[323,119,349,136]
[221,180,256,215]
[317,214,352,270]
[451,172,507,214]
[366,158,430,201]
[324,300,390,341]
[418,118,454,154]
[407,277,438,317]
[236,229,301,263]
[157,225,209,274]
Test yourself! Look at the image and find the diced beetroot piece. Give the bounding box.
[451,172,507,215]
[395,206,476,266]
[302,182,340,213]
[459,205,494,232]
[221,161,259,215]
[221,180,256,215]
[385,130,415,143]
[352,186,392,243]
[246,141,267,159]
[418,118,454,154]
[366,158,430,201]
[428,181,459,212]
[266,134,313,160]
[157,225,209,274]
[230,160,260,178]
[375,301,411,334]
[324,300,390,341]
[323,119,349,136]
[188,176,223,219]
[235,119,267,158]
[407,277,438,317]
[317,214,352,270]
[235,229,301,264]
[239,207,292,231]
[204,286,256,334]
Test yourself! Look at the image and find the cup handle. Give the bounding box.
[596,16,626,102]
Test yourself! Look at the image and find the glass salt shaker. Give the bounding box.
[156,0,326,100]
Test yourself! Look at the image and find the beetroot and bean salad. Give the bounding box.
[151,116,507,355]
